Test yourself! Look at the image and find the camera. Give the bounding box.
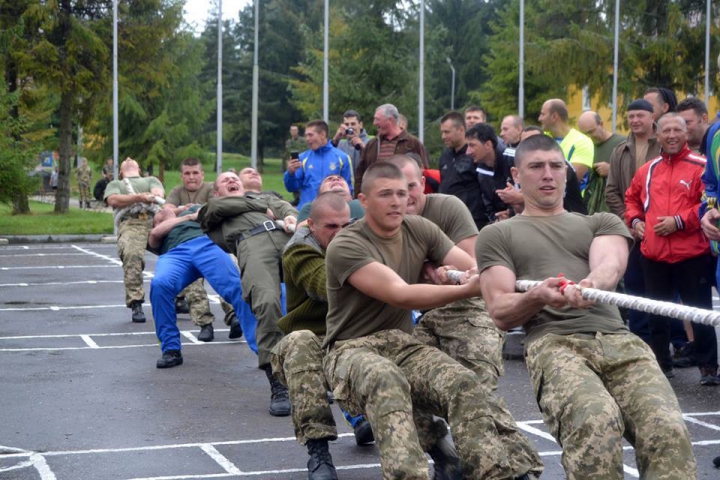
[345,127,355,136]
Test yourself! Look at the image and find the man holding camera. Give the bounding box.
[284,120,354,209]
[330,110,370,172]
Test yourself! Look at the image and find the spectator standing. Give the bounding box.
[577,111,625,214]
[354,104,429,195]
[538,99,594,190]
[464,105,487,128]
[644,87,678,122]
[605,99,662,343]
[75,158,92,208]
[330,110,370,172]
[625,113,719,384]
[284,120,353,209]
[676,97,709,153]
[102,158,114,179]
[284,125,306,172]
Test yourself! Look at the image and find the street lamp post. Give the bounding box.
[446,57,455,111]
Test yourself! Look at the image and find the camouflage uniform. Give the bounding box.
[413,298,543,477]
[181,279,214,325]
[324,329,519,480]
[526,332,696,479]
[116,218,153,306]
[75,164,92,206]
[271,331,337,444]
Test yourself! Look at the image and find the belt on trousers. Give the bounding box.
[124,212,149,221]
[237,220,281,242]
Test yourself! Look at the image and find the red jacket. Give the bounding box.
[624,144,708,263]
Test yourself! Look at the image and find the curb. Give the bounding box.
[0,235,117,244]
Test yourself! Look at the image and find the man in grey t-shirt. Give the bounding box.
[476,135,695,479]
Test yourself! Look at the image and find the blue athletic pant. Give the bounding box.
[151,236,250,353]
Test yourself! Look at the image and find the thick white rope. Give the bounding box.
[446,271,720,328]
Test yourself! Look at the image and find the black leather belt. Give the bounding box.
[237,220,281,242]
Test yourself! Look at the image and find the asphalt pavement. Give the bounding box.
[0,242,719,479]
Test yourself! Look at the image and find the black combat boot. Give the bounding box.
[428,435,462,480]
[227,314,243,339]
[353,418,374,445]
[85,201,91,209]
[156,350,183,368]
[130,301,146,323]
[306,439,338,480]
[197,324,214,342]
[263,365,291,416]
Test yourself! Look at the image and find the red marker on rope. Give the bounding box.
[557,273,576,294]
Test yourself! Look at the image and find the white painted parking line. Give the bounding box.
[0,264,119,271]
[0,303,128,312]
[71,244,123,266]
[199,444,243,475]
[0,253,88,258]
[3,416,719,480]
[0,341,241,353]
[0,279,133,288]
[683,415,720,432]
[181,331,201,344]
[0,330,217,341]
[80,335,100,348]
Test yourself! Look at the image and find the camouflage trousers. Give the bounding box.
[324,329,524,480]
[181,279,215,326]
[526,332,696,479]
[414,298,543,477]
[78,183,90,204]
[184,254,238,327]
[271,331,337,445]
[117,218,152,306]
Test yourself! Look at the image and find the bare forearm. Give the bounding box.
[488,290,546,330]
[149,217,192,249]
[391,283,475,310]
[107,194,152,209]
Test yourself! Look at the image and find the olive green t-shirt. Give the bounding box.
[166,182,214,207]
[420,194,478,244]
[104,176,164,211]
[475,212,632,345]
[323,216,455,347]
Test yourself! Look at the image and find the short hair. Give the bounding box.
[547,99,569,122]
[440,111,466,130]
[361,162,405,195]
[514,134,564,167]
[522,125,544,134]
[657,113,687,131]
[376,104,400,123]
[386,154,422,178]
[306,120,329,137]
[676,97,708,117]
[645,87,678,112]
[309,192,350,222]
[343,110,362,122]
[465,105,487,116]
[181,157,201,169]
[465,123,498,150]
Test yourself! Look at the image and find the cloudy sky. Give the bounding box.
[183,0,249,32]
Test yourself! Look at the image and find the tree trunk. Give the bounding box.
[54,89,73,213]
[159,159,165,184]
[6,32,29,214]
[54,0,73,214]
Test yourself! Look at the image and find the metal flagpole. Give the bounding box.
[250,0,259,169]
[323,0,329,123]
[705,0,710,108]
[112,0,118,181]
[518,0,524,118]
[216,0,223,174]
[611,0,620,133]
[418,0,424,142]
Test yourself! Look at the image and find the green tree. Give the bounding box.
[22,0,111,213]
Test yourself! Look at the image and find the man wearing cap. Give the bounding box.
[644,87,678,122]
[605,99,662,343]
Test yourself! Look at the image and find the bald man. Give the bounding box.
[105,158,165,322]
[538,99,594,191]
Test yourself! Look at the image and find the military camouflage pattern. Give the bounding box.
[413,297,542,476]
[271,331,337,444]
[526,332,696,479]
[75,165,92,205]
[116,218,153,306]
[182,279,215,327]
[218,253,239,325]
[324,329,531,480]
[413,297,504,390]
